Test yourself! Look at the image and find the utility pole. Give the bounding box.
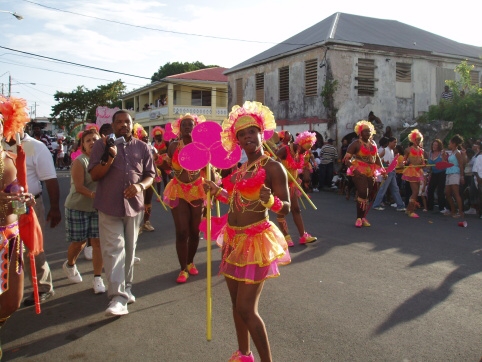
[8,74,11,97]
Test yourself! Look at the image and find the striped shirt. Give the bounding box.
[319,144,338,165]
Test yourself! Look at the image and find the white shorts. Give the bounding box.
[445,173,460,185]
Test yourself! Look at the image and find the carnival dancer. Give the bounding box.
[163,114,207,283]
[204,100,291,362]
[402,129,425,218]
[151,126,170,195]
[275,131,317,246]
[344,120,386,228]
[0,96,36,358]
[132,123,156,233]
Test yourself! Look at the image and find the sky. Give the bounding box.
[0,0,481,118]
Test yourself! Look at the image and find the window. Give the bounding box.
[279,66,289,101]
[470,71,480,87]
[305,59,318,97]
[396,63,411,82]
[191,90,211,106]
[236,78,243,105]
[255,73,264,103]
[356,59,377,96]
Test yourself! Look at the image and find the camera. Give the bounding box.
[106,133,116,147]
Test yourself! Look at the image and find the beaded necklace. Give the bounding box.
[229,155,268,213]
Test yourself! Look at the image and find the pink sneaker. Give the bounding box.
[299,232,317,244]
[408,212,419,218]
[228,350,255,362]
[187,263,199,276]
[361,218,371,227]
[355,218,362,228]
[285,235,294,247]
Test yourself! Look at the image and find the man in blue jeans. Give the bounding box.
[373,137,406,211]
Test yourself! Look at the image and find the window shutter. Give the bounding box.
[356,59,376,96]
[305,59,318,97]
[279,66,289,101]
[255,73,264,103]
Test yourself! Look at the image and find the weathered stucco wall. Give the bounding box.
[227,45,481,145]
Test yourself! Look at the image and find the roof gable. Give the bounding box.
[226,12,482,74]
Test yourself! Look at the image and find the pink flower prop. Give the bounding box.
[178,121,241,171]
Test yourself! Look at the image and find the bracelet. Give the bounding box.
[261,195,283,213]
[270,196,283,213]
[216,189,229,204]
[261,195,275,209]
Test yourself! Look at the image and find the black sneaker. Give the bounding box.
[23,291,55,306]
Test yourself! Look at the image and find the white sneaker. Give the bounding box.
[134,256,141,264]
[127,290,136,304]
[83,245,93,260]
[312,188,319,192]
[465,208,477,215]
[63,261,82,283]
[142,221,155,231]
[391,203,397,207]
[93,277,106,294]
[105,300,128,316]
[441,208,451,215]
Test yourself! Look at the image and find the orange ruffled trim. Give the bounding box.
[163,177,206,208]
[347,160,383,177]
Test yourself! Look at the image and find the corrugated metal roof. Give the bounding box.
[226,12,482,74]
[166,67,228,82]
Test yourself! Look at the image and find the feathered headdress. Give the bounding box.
[171,114,206,138]
[132,123,147,140]
[354,120,375,136]
[221,101,276,153]
[151,126,164,138]
[0,96,30,142]
[76,131,84,140]
[408,129,423,143]
[295,131,317,149]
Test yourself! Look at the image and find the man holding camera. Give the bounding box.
[89,110,155,316]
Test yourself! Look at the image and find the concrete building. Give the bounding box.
[224,12,482,144]
[120,67,228,135]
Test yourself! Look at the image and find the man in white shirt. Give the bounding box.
[3,130,61,305]
[372,137,406,211]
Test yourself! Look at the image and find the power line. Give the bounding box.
[21,0,308,46]
[0,58,144,86]
[0,45,151,80]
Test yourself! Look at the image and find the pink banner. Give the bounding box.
[96,106,120,127]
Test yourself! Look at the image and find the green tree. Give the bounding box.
[51,80,125,134]
[421,61,482,141]
[150,61,218,82]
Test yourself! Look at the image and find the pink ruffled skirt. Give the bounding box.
[216,218,291,284]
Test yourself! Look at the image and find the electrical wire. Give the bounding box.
[21,0,309,46]
[0,45,151,80]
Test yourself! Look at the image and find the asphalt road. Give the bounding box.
[3,173,482,361]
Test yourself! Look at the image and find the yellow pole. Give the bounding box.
[299,196,306,210]
[216,200,220,217]
[263,142,317,210]
[206,164,212,341]
[150,185,168,211]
